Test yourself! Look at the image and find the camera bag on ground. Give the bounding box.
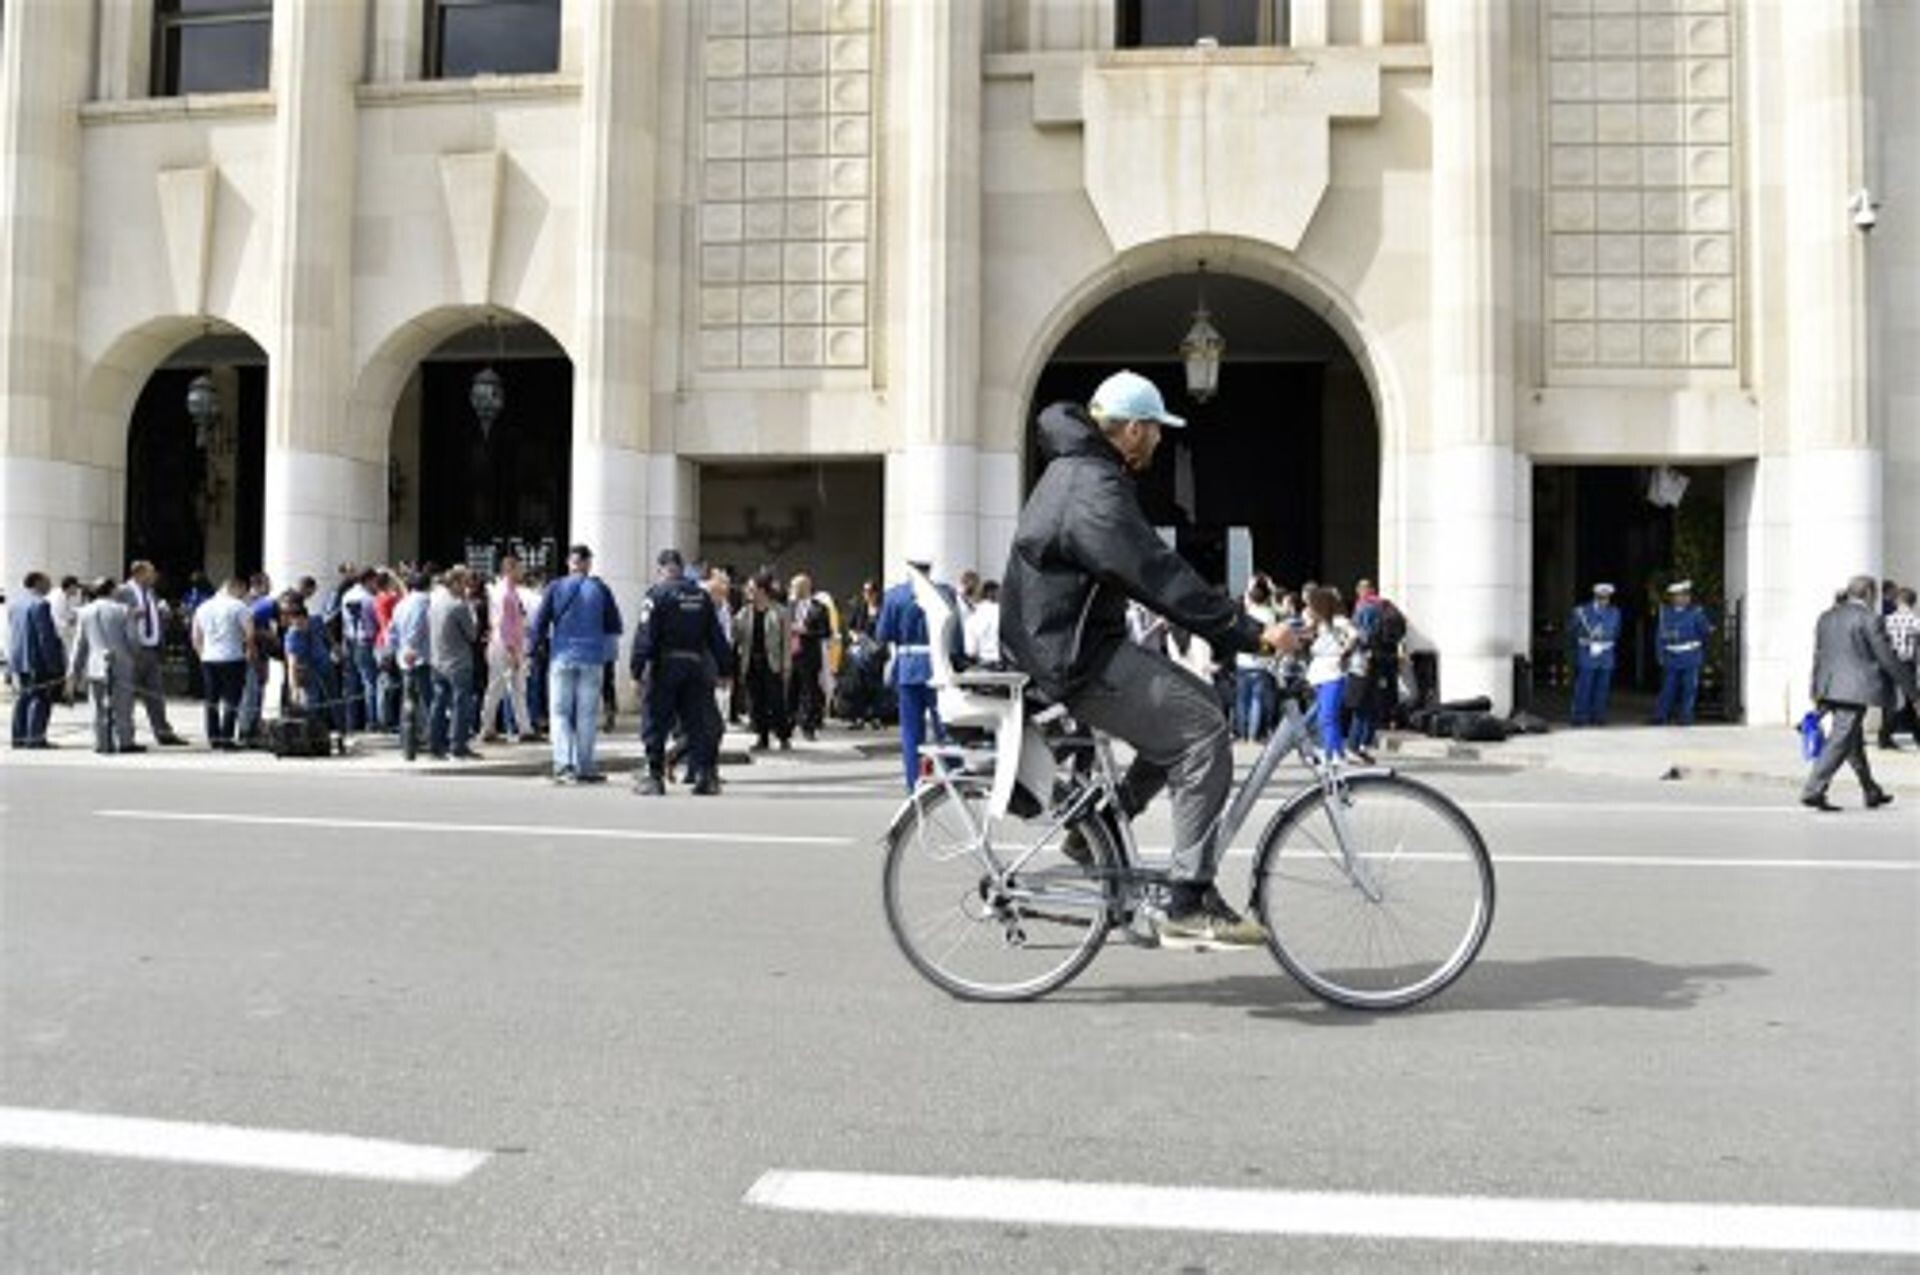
[1453,712,1513,743]
[269,712,334,759]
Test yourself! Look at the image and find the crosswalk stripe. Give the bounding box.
[0,1107,489,1185]
[744,1170,1920,1255]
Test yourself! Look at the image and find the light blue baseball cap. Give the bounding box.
[1089,369,1186,429]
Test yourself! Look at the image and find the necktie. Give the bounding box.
[141,589,158,645]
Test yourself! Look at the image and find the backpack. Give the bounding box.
[1373,598,1408,652]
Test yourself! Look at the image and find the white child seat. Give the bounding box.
[906,563,1053,817]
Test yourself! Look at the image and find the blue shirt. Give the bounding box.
[532,574,624,667]
[1657,605,1712,668]
[1570,603,1622,670]
[874,579,954,688]
[390,592,431,666]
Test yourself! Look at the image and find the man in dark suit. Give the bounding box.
[1802,575,1920,811]
[9,572,67,748]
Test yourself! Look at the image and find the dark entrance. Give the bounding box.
[1531,464,1738,718]
[124,331,268,592]
[408,323,572,570]
[1029,271,1378,592]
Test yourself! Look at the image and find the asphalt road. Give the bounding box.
[4,754,1917,1272]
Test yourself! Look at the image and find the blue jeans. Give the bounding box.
[895,681,946,792]
[1314,678,1346,757]
[1654,662,1700,725]
[349,641,381,730]
[1233,667,1276,740]
[429,668,474,756]
[549,659,604,776]
[11,674,52,746]
[1571,663,1613,725]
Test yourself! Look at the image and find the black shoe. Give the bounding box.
[576,771,608,785]
[1801,793,1842,812]
[157,733,190,746]
[778,737,792,751]
[117,744,148,755]
[633,773,666,796]
[1865,790,1895,809]
[692,773,721,796]
[751,738,770,753]
[451,748,483,760]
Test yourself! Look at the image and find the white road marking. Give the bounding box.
[0,1107,489,1185]
[93,809,854,846]
[743,1171,1920,1256]
[1154,847,1917,872]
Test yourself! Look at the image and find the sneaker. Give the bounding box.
[1154,888,1268,950]
[552,767,578,786]
[1060,826,1095,867]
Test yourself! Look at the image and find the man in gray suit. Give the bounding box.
[1802,575,1919,811]
[115,559,187,745]
[69,577,142,754]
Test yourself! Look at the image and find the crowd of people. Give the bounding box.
[1125,574,1411,767]
[1,551,1019,789]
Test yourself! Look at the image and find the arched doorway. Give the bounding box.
[1027,268,1380,592]
[124,328,269,590]
[385,317,573,572]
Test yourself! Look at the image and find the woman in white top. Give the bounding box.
[1234,577,1281,740]
[1304,586,1359,760]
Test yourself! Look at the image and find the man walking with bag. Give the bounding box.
[1801,576,1918,812]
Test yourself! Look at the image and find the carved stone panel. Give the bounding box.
[698,0,873,371]
[1544,0,1738,372]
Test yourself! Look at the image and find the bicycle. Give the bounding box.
[880,617,1495,1009]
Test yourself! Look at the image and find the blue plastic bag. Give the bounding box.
[1798,710,1825,761]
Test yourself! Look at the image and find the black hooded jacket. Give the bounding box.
[999,402,1264,699]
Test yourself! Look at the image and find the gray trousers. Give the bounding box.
[89,672,135,752]
[1066,639,1233,885]
[1802,702,1883,801]
[128,645,175,739]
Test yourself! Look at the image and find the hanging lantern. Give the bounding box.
[469,367,504,439]
[186,373,220,450]
[1179,261,1225,404]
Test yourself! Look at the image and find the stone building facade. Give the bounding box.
[0,0,1913,720]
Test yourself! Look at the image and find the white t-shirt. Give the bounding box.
[194,592,252,663]
[1306,617,1354,687]
[964,600,1001,664]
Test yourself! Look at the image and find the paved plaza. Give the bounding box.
[4,728,1917,1270]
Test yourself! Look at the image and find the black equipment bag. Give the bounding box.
[269,713,334,759]
[1453,712,1513,743]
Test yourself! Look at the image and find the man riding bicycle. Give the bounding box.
[1000,369,1298,949]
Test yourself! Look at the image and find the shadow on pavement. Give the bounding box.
[1058,955,1771,1025]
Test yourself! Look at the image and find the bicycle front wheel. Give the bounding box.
[883,780,1115,1002]
[1252,773,1494,1010]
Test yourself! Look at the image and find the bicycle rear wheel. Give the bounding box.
[1252,773,1494,1010]
[883,780,1114,1002]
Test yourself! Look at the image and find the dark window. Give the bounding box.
[1117,0,1269,49]
[153,0,271,96]
[427,0,561,79]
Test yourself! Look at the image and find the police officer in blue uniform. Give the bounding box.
[874,558,956,792]
[1569,582,1622,727]
[1652,579,1713,726]
[632,549,732,796]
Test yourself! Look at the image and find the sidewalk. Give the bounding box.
[8,692,1920,798]
[1379,720,1920,798]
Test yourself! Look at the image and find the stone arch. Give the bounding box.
[76,314,270,471]
[347,303,576,465]
[1010,234,1409,590]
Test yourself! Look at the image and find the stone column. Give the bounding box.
[1424,0,1521,712]
[570,0,663,658]
[1783,0,1879,614]
[885,0,986,582]
[0,1,106,588]
[261,0,384,587]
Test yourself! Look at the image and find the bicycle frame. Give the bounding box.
[892,686,1388,916]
